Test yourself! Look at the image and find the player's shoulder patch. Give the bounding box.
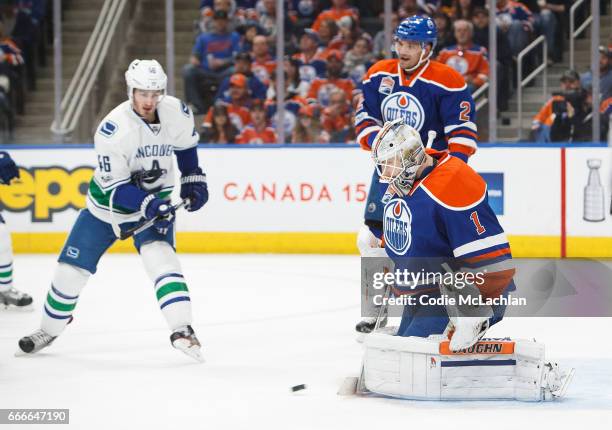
[419,155,487,210]
[364,59,399,81]
[98,120,118,138]
[419,61,467,91]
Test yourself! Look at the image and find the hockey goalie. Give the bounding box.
[343,120,574,401]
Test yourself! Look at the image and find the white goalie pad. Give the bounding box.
[363,332,573,401]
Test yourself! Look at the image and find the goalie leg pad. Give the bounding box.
[363,333,569,401]
[140,241,192,331]
[41,263,90,336]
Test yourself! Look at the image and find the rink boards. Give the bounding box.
[0,144,611,257]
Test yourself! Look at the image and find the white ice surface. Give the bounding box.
[1,255,611,430]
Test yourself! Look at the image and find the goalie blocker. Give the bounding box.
[361,332,574,401]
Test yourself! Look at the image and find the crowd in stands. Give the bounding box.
[184,0,610,144]
[0,0,48,141]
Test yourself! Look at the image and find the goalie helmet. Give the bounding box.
[372,118,426,197]
[125,59,167,100]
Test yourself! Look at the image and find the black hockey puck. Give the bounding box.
[291,384,307,392]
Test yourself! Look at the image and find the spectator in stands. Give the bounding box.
[532,69,586,142]
[293,29,326,83]
[472,7,512,110]
[581,46,612,101]
[495,0,534,58]
[251,35,276,87]
[332,15,362,53]
[397,0,421,20]
[538,0,567,64]
[292,104,328,143]
[433,11,455,55]
[203,73,253,131]
[437,19,489,93]
[290,0,321,27]
[321,88,353,143]
[286,56,310,98]
[311,0,359,33]
[198,0,239,34]
[451,0,477,21]
[216,52,267,102]
[307,49,355,107]
[0,20,24,121]
[344,35,374,85]
[236,101,277,144]
[238,20,265,53]
[527,0,561,65]
[266,71,308,138]
[11,0,46,91]
[200,103,241,143]
[183,10,241,114]
[317,18,340,50]
[373,12,399,59]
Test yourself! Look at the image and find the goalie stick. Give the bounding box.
[338,280,391,396]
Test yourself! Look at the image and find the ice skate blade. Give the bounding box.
[173,339,205,363]
[553,367,575,400]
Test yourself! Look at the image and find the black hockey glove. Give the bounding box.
[142,196,175,235]
[0,151,20,184]
[180,168,208,212]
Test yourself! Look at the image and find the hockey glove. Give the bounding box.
[180,167,208,212]
[142,196,175,235]
[0,151,20,184]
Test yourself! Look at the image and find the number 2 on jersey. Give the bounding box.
[459,101,471,122]
[470,211,486,235]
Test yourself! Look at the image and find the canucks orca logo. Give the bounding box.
[99,120,118,137]
[381,92,425,131]
[383,198,412,255]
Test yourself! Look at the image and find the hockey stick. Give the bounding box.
[119,199,188,240]
[338,280,391,396]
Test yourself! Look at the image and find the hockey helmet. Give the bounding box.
[393,16,437,72]
[125,59,167,101]
[372,118,426,196]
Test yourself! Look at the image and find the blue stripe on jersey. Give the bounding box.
[160,296,191,309]
[44,305,72,320]
[441,359,516,367]
[0,263,12,269]
[0,279,11,285]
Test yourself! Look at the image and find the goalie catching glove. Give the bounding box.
[180,167,208,212]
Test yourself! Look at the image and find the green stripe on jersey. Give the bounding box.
[47,294,76,312]
[156,282,189,300]
[89,179,173,214]
[0,269,12,278]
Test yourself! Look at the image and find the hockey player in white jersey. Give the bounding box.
[17,59,209,361]
[0,151,33,309]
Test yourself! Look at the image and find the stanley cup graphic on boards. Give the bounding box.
[583,159,605,222]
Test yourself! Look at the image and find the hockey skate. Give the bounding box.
[170,325,204,362]
[355,316,388,334]
[448,317,489,351]
[16,329,56,355]
[0,287,33,310]
[542,362,575,400]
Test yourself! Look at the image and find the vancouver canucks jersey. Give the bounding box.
[383,151,515,298]
[355,59,478,158]
[87,95,198,224]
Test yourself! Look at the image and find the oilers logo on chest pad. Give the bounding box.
[383,199,412,255]
[381,92,425,131]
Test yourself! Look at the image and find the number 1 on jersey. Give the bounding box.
[470,211,486,235]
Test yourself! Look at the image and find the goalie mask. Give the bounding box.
[125,59,167,102]
[372,118,426,197]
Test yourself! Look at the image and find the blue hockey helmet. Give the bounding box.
[394,15,437,44]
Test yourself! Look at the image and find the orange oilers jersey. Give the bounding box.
[251,56,276,86]
[203,103,252,130]
[355,59,477,159]
[437,44,490,88]
[532,95,565,127]
[311,7,359,32]
[307,77,355,107]
[236,125,277,144]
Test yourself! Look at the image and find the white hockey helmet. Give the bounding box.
[125,59,167,100]
[372,118,426,196]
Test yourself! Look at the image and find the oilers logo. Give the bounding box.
[445,55,469,76]
[381,92,425,131]
[383,199,412,255]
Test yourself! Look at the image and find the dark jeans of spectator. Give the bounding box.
[535,10,558,63]
[505,21,530,57]
[182,64,234,114]
[497,60,511,111]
